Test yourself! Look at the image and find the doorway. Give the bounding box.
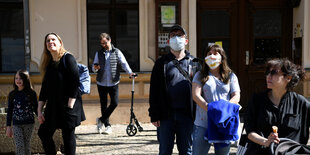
[197,0,293,110]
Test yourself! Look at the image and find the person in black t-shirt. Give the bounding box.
[244,58,310,154]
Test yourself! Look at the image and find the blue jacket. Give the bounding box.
[205,99,240,143]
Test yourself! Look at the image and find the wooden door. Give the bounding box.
[197,0,293,111]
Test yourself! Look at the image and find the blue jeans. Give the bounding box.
[157,110,193,155]
[192,125,230,155]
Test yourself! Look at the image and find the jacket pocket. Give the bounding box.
[64,107,78,128]
[283,113,300,131]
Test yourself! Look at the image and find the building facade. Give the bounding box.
[0,0,310,123]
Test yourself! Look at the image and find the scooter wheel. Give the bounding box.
[126,125,137,136]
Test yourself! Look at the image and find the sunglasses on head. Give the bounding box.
[265,69,281,76]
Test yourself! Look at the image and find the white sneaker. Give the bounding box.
[96,118,104,134]
[103,126,112,134]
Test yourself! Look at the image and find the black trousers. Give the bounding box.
[97,84,119,127]
[38,123,76,155]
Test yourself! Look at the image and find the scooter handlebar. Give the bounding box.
[129,73,138,78]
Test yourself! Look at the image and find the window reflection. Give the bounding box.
[0,5,25,73]
[87,0,110,4]
[253,10,282,64]
[200,10,231,64]
[254,39,280,64]
[87,10,109,69]
[116,0,138,4]
[87,0,139,71]
[115,10,139,71]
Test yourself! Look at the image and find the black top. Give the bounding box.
[166,53,191,109]
[39,53,85,128]
[148,51,196,122]
[6,89,37,126]
[245,90,310,145]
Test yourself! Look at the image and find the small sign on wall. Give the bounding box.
[161,5,176,27]
[294,23,303,38]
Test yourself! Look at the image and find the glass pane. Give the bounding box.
[87,10,109,68]
[200,10,230,38]
[115,10,139,71]
[0,8,25,72]
[0,0,23,2]
[116,0,138,4]
[253,10,282,65]
[87,0,110,4]
[254,39,280,64]
[253,10,281,37]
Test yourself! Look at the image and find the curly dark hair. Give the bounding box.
[266,58,306,91]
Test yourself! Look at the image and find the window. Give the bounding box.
[87,0,139,71]
[253,10,282,65]
[199,10,231,63]
[0,0,25,73]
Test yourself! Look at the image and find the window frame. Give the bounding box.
[86,0,140,72]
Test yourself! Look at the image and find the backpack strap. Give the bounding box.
[62,52,68,68]
[172,59,191,82]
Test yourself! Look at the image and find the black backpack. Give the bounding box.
[269,138,310,155]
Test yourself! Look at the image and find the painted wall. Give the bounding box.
[293,0,310,68]
[27,0,196,72]
[305,0,310,68]
[140,0,156,71]
[29,0,87,72]
[140,0,196,71]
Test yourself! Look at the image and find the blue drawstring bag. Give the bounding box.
[63,52,91,95]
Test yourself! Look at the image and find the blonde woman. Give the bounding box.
[37,32,85,155]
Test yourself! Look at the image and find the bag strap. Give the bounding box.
[172,59,191,82]
[62,52,68,68]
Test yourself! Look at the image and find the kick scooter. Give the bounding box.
[126,74,143,136]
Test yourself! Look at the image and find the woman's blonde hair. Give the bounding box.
[40,32,67,77]
[200,44,232,84]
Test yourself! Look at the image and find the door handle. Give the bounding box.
[246,50,249,65]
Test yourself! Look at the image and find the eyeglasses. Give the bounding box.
[265,69,282,76]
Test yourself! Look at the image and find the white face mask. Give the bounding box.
[169,36,186,51]
[205,54,222,69]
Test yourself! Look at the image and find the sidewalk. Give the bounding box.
[74,123,238,155]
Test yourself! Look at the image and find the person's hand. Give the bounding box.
[38,112,45,124]
[94,64,100,70]
[6,126,13,137]
[264,132,280,147]
[129,73,137,79]
[152,121,160,127]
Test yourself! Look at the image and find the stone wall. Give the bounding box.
[0,114,63,154]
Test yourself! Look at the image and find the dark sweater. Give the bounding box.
[6,89,38,126]
[148,51,197,122]
[39,53,85,128]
